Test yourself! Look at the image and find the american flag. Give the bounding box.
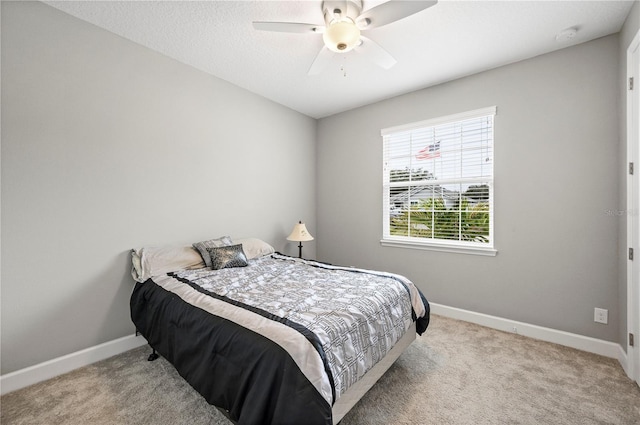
[416,141,440,160]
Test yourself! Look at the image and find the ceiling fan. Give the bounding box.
[253,0,438,75]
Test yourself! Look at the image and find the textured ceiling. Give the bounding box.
[44,0,634,118]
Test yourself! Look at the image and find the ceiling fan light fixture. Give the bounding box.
[323,20,361,52]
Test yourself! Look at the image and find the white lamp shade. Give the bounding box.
[287,222,314,242]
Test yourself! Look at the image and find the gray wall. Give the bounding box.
[1,1,316,374]
[317,35,621,342]
[618,1,640,353]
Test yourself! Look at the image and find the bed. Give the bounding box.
[130,237,430,425]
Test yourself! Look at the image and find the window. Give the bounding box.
[381,107,496,255]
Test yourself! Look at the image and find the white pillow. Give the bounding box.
[131,246,205,282]
[234,238,275,260]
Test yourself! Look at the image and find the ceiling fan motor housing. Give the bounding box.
[322,0,363,24]
[321,0,363,52]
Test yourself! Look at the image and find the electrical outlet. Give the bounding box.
[594,308,608,324]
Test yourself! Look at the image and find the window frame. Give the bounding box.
[381,106,497,256]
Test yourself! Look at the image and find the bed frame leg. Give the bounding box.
[147,348,159,361]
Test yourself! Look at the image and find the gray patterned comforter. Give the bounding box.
[173,253,426,401]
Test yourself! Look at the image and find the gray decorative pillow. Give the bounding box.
[206,244,249,270]
[193,236,233,268]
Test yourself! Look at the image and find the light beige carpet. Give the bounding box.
[2,314,640,425]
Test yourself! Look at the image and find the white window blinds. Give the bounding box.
[382,107,496,251]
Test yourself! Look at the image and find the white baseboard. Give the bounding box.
[430,303,622,360]
[0,334,148,396]
[617,344,630,378]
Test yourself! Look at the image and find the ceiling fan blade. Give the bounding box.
[355,36,397,69]
[252,21,324,33]
[356,0,437,29]
[308,46,336,76]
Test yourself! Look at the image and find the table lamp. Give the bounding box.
[287,221,314,258]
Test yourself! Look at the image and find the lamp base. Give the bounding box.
[298,242,303,258]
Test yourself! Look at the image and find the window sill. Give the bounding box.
[380,239,498,256]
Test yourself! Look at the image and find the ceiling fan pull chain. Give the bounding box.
[340,55,349,77]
